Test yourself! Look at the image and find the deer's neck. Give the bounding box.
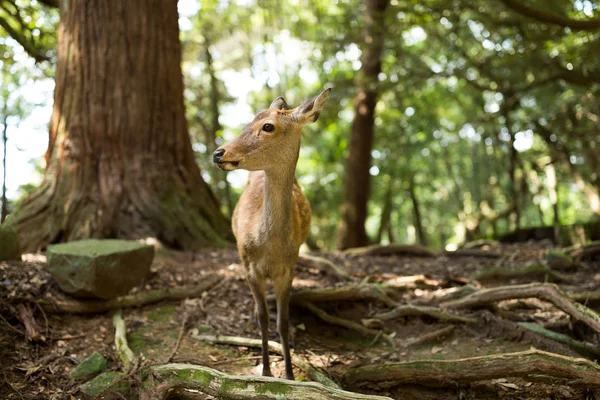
[261,159,298,238]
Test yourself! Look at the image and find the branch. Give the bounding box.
[344,348,600,389]
[373,304,476,324]
[518,322,600,359]
[0,13,49,62]
[113,310,136,371]
[441,283,600,333]
[499,0,600,31]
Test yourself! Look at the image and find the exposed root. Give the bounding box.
[443,249,502,259]
[460,239,500,249]
[413,284,479,306]
[517,322,600,359]
[406,325,456,347]
[291,284,398,307]
[113,310,136,371]
[299,302,395,347]
[570,291,600,306]
[378,274,440,291]
[441,283,600,333]
[343,348,600,389]
[191,333,339,389]
[471,264,569,283]
[373,304,476,324]
[298,253,355,281]
[143,363,393,400]
[343,244,436,258]
[38,274,220,314]
[565,240,600,260]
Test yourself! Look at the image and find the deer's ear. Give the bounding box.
[293,88,331,124]
[270,96,288,110]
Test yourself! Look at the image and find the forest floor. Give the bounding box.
[1,240,600,399]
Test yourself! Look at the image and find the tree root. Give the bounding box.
[298,302,395,347]
[517,322,600,359]
[143,363,393,400]
[191,333,339,389]
[343,348,600,389]
[471,264,569,283]
[441,283,600,333]
[342,244,436,258]
[113,310,136,371]
[565,240,600,260]
[443,249,503,259]
[291,284,398,307]
[406,325,456,347]
[373,304,476,324]
[298,254,355,281]
[570,291,600,306]
[378,274,440,291]
[38,274,220,314]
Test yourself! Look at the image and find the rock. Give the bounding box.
[47,239,154,299]
[0,221,21,261]
[69,352,107,380]
[80,371,130,397]
[546,251,575,270]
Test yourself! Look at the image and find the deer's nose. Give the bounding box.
[213,148,225,163]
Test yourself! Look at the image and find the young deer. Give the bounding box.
[212,88,331,380]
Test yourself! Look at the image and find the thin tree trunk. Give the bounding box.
[1,111,7,223]
[337,0,388,250]
[204,31,232,217]
[544,162,560,244]
[376,181,393,244]
[408,175,427,246]
[11,0,230,252]
[504,108,521,230]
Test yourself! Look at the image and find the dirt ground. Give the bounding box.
[1,240,599,399]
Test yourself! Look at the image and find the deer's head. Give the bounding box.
[213,88,331,172]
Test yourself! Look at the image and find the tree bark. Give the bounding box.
[376,181,393,244]
[1,110,7,223]
[337,0,388,250]
[11,0,231,252]
[408,175,427,246]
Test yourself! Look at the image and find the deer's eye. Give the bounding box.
[262,123,275,133]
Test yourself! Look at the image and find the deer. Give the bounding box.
[212,88,331,380]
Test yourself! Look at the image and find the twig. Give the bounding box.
[37,274,220,314]
[191,333,339,389]
[165,305,190,363]
[0,313,25,335]
[406,325,456,347]
[299,302,395,347]
[373,304,476,324]
[298,253,355,281]
[16,304,41,341]
[344,348,600,389]
[113,310,136,371]
[441,283,600,334]
[145,363,393,400]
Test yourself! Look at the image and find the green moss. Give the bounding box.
[80,371,129,397]
[220,378,249,392]
[147,304,177,322]
[47,239,150,256]
[69,352,107,380]
[254,381,293,396]
[191,369,214,386]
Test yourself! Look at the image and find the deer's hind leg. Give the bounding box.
[246,274,272,377]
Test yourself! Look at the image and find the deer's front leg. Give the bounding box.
[274,271,294,380]
[246,275,272,377]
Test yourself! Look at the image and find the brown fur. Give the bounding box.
[214,88,330,380]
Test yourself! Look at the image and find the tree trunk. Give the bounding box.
[544,162,561,244]
[408,175,427,246]
[1,111,7,223]
[11,0,231,252]
[204,31,232,217]
[337,0,388,250]
[376,181,393,244]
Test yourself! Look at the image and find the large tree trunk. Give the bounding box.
[11,0,231,252]
[337,0,388,250]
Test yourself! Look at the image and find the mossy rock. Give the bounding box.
[47,239,154,299]
[69,352,107,380]
[546,251,575,270]
[0,222,21,261]
[80,371,130,397]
